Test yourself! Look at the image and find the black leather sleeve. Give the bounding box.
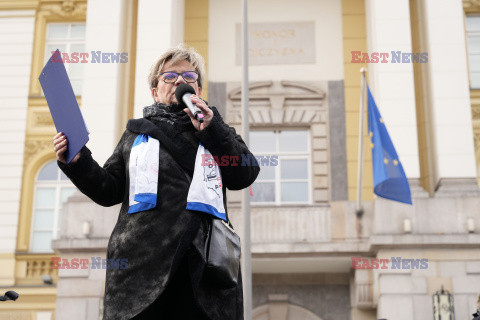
[57,131,128,207]
[195,107,260,190]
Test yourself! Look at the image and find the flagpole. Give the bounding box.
[356,68,367,225]
[241,0,252,319]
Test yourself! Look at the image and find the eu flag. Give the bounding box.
[367,85,412,204]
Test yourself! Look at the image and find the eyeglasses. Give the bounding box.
[160,71,199,84]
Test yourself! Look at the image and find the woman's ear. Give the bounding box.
[151,88,158,102]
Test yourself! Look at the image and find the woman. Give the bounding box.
[473,293,480,320]
[53,44,259,320]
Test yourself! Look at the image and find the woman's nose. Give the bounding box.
[175,74,187,85]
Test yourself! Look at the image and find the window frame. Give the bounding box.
[250,128,313,206]
[29,161,76,253]
[43,22,86,96]
[465,15,480,89]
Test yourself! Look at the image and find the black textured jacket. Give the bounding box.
[58,107,259,320]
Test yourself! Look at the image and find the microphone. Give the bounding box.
[175,84,204,123]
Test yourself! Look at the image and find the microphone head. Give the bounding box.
[175,84,196,106]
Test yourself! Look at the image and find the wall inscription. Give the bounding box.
[235,21,316,66]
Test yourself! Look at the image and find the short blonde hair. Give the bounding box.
[148,44,205,92]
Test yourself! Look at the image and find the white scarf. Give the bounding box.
[128,134,159,214]
[128,136,226,221]
[186,143,226,220]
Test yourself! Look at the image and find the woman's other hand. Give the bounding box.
[53,132,80,164]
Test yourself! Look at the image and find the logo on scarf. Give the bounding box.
[204,163,222,198]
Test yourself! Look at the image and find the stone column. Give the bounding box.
[420,0,478,194]
[133,0,185,118]
[80,0,129,164]
[0,9,35,285]
[365,0,420,181]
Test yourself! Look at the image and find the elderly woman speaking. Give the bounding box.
[53,45,259,320]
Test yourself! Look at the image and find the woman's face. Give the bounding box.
[151,59,202,105]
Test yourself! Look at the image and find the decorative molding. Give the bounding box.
[253,303,323,320]
[40,0,86,18]
[470,90,480,170]
[472,106,480,120]
[26,107,57,136]
[351,269,375,309]
[463,0,480,13]
[24,139,52,165]
[0,0,38,10]
[228,81,326,104]
[226,81,326,125]
[33,111,54,126]
[474,127,480,145]
[474,126,480,168]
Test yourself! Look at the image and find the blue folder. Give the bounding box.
[38,49,89,164]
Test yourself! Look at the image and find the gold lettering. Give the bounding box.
[251,28,300,39]
[249,46,308,59]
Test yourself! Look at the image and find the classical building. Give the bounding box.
[0,0,479,319]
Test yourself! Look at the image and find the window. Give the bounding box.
[30,161,76,252]
[44,23,86,95]
[250,130,311,205]
[466,16,480,89]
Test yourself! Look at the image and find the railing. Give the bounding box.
[229,206,331,246]
[15,254,58,285]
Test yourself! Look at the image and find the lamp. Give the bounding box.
[433,286,454,320]
[467,218,475,233]
[82,221,91,237]
[403,218,412,233]
[42,274,53,285]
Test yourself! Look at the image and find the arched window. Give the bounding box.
[253,303,323,320]
[30,161,76,252]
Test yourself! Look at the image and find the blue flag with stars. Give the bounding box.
[367,85,412,204]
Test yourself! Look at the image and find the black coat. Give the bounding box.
[58,107,259,320]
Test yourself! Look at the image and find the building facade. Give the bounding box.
[0,0,479,319]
